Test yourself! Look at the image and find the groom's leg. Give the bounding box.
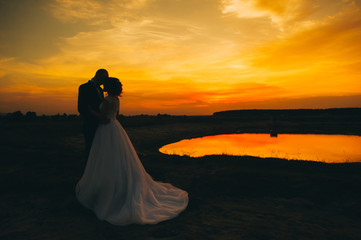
[83,123,97,160]
[84,133,92,160]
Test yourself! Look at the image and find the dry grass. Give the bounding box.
[1,118,361,240]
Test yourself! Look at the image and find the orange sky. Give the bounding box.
[0,0,360,115]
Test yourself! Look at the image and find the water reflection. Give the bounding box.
[159,134,361,163]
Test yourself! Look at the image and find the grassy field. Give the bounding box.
[1,115,361,240]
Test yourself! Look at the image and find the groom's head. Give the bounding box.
[94,69,109,85]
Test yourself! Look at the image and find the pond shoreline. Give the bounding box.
[159,133,361,163]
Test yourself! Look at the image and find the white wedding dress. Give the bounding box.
[76,96,188,225]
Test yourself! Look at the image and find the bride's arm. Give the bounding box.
[115,98,119,118]
[116,103,119,118]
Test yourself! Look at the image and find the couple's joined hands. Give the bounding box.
[88,105,110,124]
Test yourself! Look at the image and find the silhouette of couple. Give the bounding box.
[76,69,188,226]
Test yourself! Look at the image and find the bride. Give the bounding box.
[76,77,188,225]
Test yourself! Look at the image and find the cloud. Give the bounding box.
[49,0,149,24]
[250,3,361,69]
[1,0,361,115]
[221,0,343,31]
[50,0,104,23]
[118,79,287,113]
[36,15,247,84]
[221,2,360,97]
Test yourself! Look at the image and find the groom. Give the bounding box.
[78,69,109,159]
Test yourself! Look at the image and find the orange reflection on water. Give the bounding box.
[159,134,361,163]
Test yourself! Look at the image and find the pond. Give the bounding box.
[159,133,361,163]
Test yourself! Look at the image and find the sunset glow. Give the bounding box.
[1,0,361,115]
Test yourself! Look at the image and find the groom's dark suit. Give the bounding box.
[78,79,104,159]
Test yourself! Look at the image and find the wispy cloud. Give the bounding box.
[249,3,361,87]
[221,0,344,31]
[0,0,360,114]
[49,0,149,24]
[50,0,103,23]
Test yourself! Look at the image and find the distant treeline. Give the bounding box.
[2,108,361,125]
[1,111,79,121]
[213,108,361,121]
[0,111,209,127]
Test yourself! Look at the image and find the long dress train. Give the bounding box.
[76,96,188,225]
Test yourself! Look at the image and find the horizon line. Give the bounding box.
[2,107,361,117]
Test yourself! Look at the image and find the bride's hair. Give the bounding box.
[104,77,123,96]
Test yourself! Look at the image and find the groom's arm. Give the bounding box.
[78,85,89,115]
[88,100,110,124]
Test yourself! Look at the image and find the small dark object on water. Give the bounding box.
[270,130,278,137]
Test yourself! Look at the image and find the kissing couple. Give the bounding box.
[76,69,188,225]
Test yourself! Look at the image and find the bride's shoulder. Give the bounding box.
[104,95,119,103]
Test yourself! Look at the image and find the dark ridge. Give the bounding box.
[213,108,361,120]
